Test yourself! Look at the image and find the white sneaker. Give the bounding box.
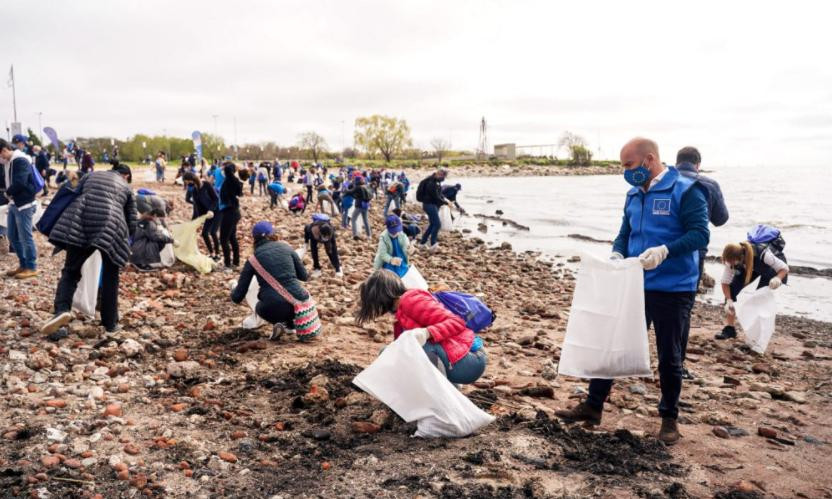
[429,243,440,253]
[41,312,73,336]
[335,270,343,278]
[312,270,322,279]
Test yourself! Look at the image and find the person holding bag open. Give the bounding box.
[555,138,709,445]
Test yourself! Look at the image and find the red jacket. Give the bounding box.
[394,289,474,365]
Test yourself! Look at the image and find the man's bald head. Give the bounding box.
[620,137,665,187]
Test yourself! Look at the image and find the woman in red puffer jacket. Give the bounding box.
[356,269,487,384]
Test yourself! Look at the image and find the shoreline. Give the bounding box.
[0,175,829,497]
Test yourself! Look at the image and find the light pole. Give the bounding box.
[233,116,238,160]
[37,112,43,144]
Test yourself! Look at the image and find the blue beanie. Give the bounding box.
[252,221,274,238]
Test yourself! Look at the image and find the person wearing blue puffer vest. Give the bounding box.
[555,137,709,446]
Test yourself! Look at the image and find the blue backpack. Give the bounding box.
[30,164,45,192]
[747,224,785,252]
[311,213,330,223]
[433,291,495,334]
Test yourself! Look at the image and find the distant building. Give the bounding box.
[494,143,516,160]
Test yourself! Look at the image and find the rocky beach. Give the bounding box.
[1,170,830,498]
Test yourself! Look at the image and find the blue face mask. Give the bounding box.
[624,162,650,187]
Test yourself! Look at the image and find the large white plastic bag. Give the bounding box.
[159,228,175,267]
[143,169,156,182]
[401,264,428,290]
[558,254,651,379]
[736,278,777,354]
[72,250,102,318]
[242,279,267,329]
[0,204,7,227]
[439,205,454,232]
[353,331,495,438]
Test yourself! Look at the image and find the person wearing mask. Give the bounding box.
[41,163,137,335]
[356,269,487,385]
[184,173,221,261]
[231,221,319,342]
[1,138,39,279]
[555,138,709,445]
[675,146,729,378]
[373,215,411,278]
[303,215,343,278]
[219,162,243,269]
[345,176,372,240]
[717,238,788,340]
[415,168,448,251]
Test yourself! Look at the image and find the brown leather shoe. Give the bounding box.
[658,417,681,445]
[14,269,38,280]
[5,267,23,277]
[554,402,602,426]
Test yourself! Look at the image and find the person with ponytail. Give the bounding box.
[716,240,789,340]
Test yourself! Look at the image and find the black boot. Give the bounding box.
[714,325,737,340]
[554,402,602,426]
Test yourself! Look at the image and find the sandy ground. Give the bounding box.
[0,172,830,498]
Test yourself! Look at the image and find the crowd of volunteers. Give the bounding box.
[1,133,791,444]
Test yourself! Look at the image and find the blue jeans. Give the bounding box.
[587,291,695,420]
[423,342,487,385]
[352,207,371,237]
[7,204,37,270]
[341,205,353,228]
[383,194,400,218]
[420,203,440,246]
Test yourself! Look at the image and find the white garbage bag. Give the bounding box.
[353,330,495,438]
[400,264,428,290]
[0,204,7,228]
[242,279,267,330]
[170,213,215,274]
[159,227,175,267]
[295,246,306,260]
[72,250,102,318]
[439,205,454,232]
[558,253,651,379]
[735,277,777,354]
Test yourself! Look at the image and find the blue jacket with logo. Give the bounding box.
[613,167,709,292]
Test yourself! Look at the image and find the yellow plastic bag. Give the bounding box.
[170,213,216,274]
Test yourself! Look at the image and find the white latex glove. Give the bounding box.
[229,279,238,290]
[610,252,624,261]
[768,276,782,290]
[638,245,669,270]
[724,300,735,315]
[389,257,403,266]
[404,328,430,345]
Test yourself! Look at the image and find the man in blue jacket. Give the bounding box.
[675,146,730,368]
[1,138,39,279]
[556,137,709,445]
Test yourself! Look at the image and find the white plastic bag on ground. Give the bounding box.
[353,330,495,438]
[170,213,215,274]
[143,169,156,182]
[736,278,777,354]
[242,279,267,329]
[295,246,306,260]
[401,264,428,290]
[439,205,454,232]
[159,227,175,267]
[72,250,102,318]
[558,253,651,379]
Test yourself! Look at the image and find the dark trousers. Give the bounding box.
[55,245,121,330]
[219,208,240,267]
[587,290,695,420]
[255,298,295,326]
[303,186,313,212]
[420,203,441,245]
[202,213,220,255]
[306,235,341,272]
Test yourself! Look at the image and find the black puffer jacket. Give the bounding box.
[231,239,309,305]
[49,171,137,267]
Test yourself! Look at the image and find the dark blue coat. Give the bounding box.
[676,162,729,227]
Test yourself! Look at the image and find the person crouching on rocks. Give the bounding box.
[231,221,321,342]
[129,199,176,272]
[288,192,305,216]
[303,214,343,278]
[356,269,487,385]
[716,240,789,340]
[373,215,411,278]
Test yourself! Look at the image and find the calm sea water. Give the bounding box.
[445,165,832,322]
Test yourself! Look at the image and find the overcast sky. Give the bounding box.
[4,0,831,166]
